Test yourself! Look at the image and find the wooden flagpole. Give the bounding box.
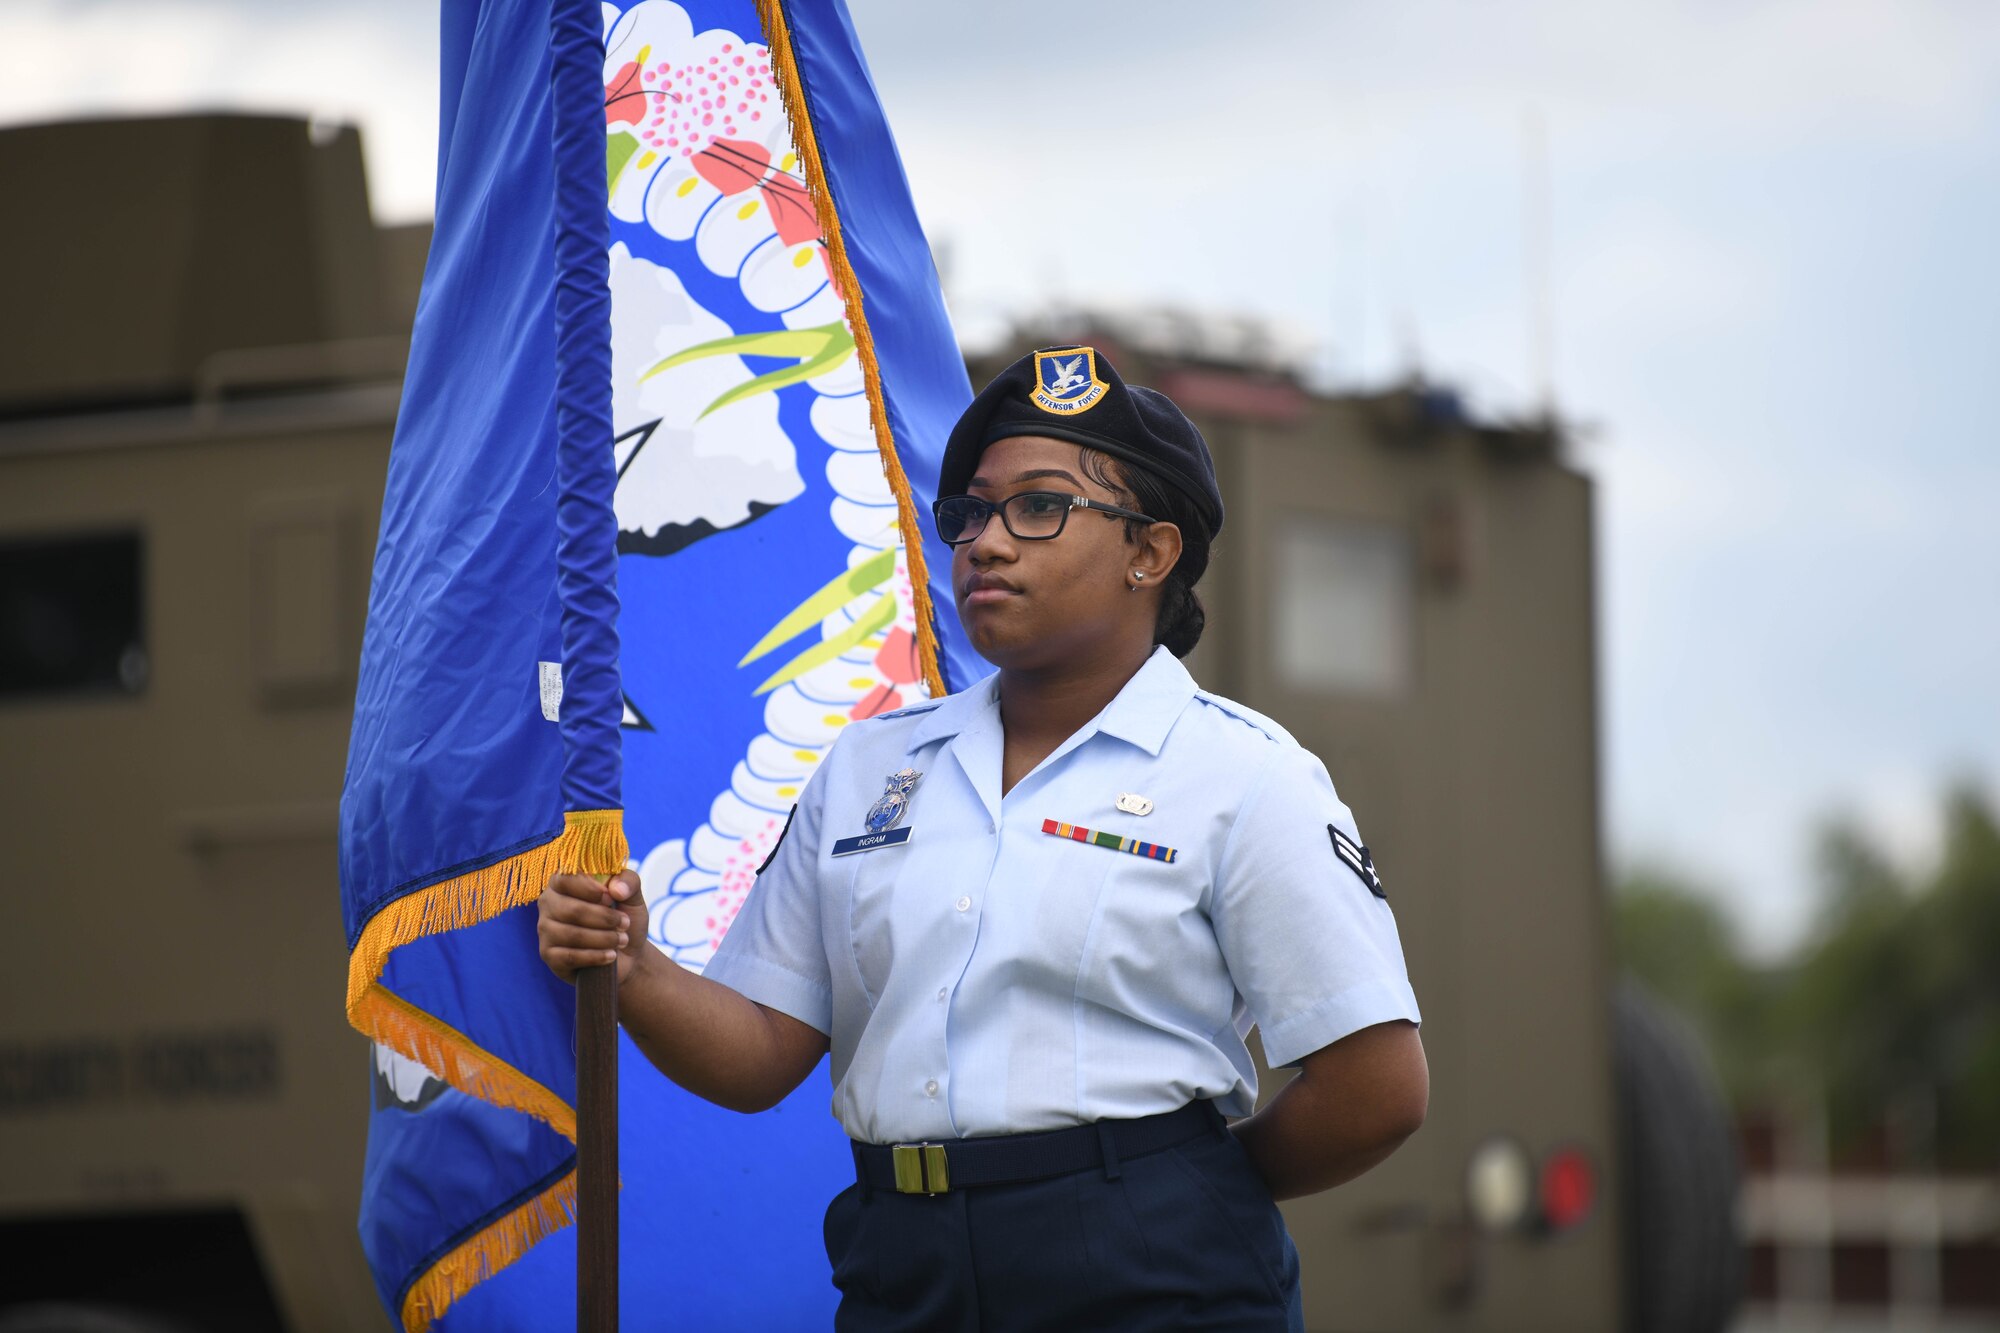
[577,960,618,1331]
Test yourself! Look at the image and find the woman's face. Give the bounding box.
[950,434,1166,672]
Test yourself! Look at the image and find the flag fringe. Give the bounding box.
[353,983,578,1140]
[400,1168,580,1333]
[345,808,629,1027]
[754,0,949,702]
[345,808,628,1330]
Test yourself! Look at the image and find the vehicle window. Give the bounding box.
[0,530,146,702]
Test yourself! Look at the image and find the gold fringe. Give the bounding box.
[351,983,577,1140]
[346,809,630,1022]
[345,809,629,1330]
[559,806,630,879]
[754,0,949,701]
[399,1168,579,1333]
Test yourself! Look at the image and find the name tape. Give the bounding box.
[831,827,915,858]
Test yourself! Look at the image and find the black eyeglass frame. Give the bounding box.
[931,491,1157,546]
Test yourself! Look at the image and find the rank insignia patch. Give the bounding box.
[1329,825,1386,898]
[1030,346,1109,416]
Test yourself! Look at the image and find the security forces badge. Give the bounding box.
[831,768,923,857]
[1030,346,1109,415]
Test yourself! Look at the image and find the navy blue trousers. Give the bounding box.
[824,1118,1304,1331]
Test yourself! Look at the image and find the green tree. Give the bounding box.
[1611,864,1774,1101]
[1612,784,2000,1167]
[1785,786,2000,1167]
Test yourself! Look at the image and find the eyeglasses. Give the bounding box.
[932,491,1156,546]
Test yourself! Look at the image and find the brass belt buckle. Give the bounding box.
[891,1143,951,1194]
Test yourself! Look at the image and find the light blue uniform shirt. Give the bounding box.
[702,646,1422,1145]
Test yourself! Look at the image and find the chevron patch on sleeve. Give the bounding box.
[1329,824,1387,899]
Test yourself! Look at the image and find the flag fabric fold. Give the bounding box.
[341,0,975,1325]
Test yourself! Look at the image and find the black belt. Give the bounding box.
[852,1100,1223,1196]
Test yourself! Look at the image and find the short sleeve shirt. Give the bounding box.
[702,646,1421,1145]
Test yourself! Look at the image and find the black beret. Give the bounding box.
[939,346,1224,537]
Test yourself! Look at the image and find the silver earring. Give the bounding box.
[1129,571,1144,592]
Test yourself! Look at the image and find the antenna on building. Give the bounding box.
[1521,104,1554,421]
[1395,307,1423,383]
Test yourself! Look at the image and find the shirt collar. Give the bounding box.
[906,645,1197,757]
[906,670,998,752]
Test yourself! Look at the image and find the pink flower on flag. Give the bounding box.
[689,138,822,248]
[603,58,649,128]
[602,1,828,311]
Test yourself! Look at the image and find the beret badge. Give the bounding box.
[1029,346,1109,416]
[940,344,1225,537]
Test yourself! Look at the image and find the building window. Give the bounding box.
[1272,514,1411,696]
[0,531,146,702]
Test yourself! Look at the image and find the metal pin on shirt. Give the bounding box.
[1116,793,1154,816]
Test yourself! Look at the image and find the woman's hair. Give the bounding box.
[1080,449,1212,658]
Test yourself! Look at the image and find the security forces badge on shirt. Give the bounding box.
[830,768,923,857]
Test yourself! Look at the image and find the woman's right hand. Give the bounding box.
[538,869,649,986]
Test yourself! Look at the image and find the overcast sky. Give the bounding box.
[6,0,1996,954]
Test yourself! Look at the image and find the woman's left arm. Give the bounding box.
[1231,1018,1428,1201]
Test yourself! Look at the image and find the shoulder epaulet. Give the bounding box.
[862,700,944,723]
[1191,689,1297,746]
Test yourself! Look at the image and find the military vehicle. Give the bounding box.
[0,113,1734,1332]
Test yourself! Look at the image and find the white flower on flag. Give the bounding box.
[603,1,827,309]
[372,1043,446,1112]
[609,243,802,554]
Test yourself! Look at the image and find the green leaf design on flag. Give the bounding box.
[606,131,642,201]
[639,322,856,419]
[749,593,897,697]
[740,546,898,667]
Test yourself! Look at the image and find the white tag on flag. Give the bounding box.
[538,661,563,722]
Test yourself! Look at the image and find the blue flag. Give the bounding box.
[340,0,976,1326]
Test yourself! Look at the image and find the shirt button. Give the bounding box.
[936,987,948,1002]
[924,1079,939,1097]
[955,895,972,912]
